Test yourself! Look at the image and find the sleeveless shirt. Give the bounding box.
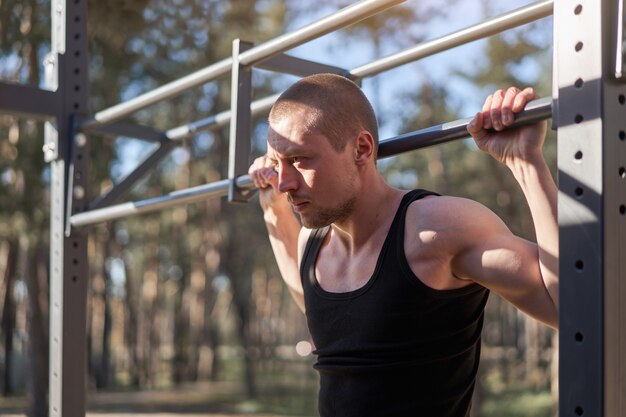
[300,189,490,417]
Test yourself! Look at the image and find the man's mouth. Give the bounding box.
[288,195,309,211]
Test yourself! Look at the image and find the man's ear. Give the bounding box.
[353,130,375,165]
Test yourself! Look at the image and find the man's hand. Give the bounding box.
[248,156,281,211]
[248,155,287,213]
[467,87,548,166]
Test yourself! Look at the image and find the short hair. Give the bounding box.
[269,74,379,155]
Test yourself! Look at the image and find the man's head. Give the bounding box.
[269,73,379,157]
[265,74,379,229]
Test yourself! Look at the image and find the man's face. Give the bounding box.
[267,108,358,229]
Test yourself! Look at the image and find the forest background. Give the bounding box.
[0,0,556,416]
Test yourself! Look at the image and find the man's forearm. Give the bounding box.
[508,155,559,312]
[264,202,305,312]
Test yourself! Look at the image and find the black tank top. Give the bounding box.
[300,189,489,417]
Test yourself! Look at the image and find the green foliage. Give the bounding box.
[480,386,554,417]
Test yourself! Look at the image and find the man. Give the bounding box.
[248,73,557,417]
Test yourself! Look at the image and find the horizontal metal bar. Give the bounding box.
[237,0,404,67]
[165,94,280,141]
[351,0,553,79]
[378,96,553,158]
[0,81,58,120]
[70,97,552,227]
[81,59,232,131]
[70,176,254,227]
[81,0,404,131]
[88,120,167,142]
[165,0,553,143]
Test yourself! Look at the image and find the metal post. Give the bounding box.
[229,39,254,203]
[556,0,626,416]
[47,0,89,416]
[602,0,626,414]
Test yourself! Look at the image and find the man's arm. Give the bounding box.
[457,86,558,328]
[249,156,307,313]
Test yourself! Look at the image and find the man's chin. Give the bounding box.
[297,214,329,229]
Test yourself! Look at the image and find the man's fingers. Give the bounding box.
[249,156,276,189]
[467,111,483,134]
[501,87,520,126]
[512,87,536,112]
[490,89,505,131]
[482,94,494,130]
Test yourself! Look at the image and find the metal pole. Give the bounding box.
[70,97,552,228]
[80,0,404,131]
[229,40,254,202]
[70,177,254,227]
[48,0,90,416]
[351,0,553,79]
[165,94,280,141]
[377,96,552,158]
[164,0,553,142]
[236,0,404,67]
[556,0,626,415]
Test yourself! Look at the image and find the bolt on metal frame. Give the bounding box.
[0,0,624,416]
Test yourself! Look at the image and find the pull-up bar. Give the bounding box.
[351,0,552,79]
[80,0,404,131]
[69,97,552,228]
[163,0,553,142]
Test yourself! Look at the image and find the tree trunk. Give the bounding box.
[172,266,190,384]
[98,223,114,389]
[223,216,257,398]
[25,243,49,417]
[2,238,19,395]
[124,257,141,388]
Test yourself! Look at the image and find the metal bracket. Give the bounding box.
[614,0,625,79]
[228,39,254,203]
[65,118,89,237]
[256,52,350,78]
[44,53,60,162]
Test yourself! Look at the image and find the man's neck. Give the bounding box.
[330,177,404,253]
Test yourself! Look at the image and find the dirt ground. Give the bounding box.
[0,380,314,417]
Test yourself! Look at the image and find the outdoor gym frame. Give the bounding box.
[0,0,624,417]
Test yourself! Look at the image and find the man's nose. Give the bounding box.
[277,165,298,194]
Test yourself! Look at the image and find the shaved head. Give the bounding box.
[269,73,379,156]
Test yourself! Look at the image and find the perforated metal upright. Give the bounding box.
[46,0,90,416]
[228,39,254,203]
[555,0,626,416]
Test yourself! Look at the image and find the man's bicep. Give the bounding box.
[454,228,557,327]
[449,205,557,327]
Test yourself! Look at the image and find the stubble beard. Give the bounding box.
[296,194,357,229]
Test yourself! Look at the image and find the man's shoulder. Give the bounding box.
[406,193,506,240]
[407,194,484,220]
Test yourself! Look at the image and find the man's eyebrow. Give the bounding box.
[267,148,300,160]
